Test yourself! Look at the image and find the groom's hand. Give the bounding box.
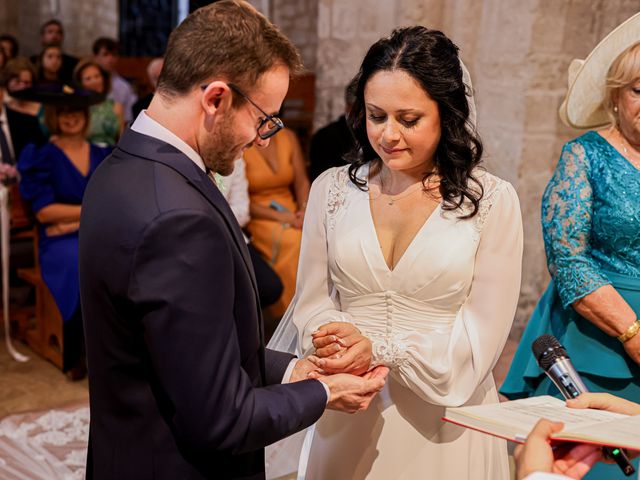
[289,357,324,383]
[317,366,389,413]
[312,322,372,376]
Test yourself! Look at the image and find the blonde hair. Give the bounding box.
[604,42,640,125]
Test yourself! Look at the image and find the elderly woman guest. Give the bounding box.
[74,59,124,146]
[269,26,523,479]
[18,88,111,378]
[501,13,640,480]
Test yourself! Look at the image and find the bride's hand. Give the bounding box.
[312,322,355,357]
[311,322,372,375]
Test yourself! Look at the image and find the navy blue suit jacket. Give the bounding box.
[79,129,326,480]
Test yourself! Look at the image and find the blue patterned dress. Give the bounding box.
[501,131,640,479]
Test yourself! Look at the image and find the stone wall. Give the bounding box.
[0,0,118,59]
[272,0,640,336]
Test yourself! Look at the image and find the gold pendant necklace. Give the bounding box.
[384,183,424,206]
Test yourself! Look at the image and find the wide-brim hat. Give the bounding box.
[559,12,640,129]
[11,84,105,108]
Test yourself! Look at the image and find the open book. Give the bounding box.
[443,396,640,450]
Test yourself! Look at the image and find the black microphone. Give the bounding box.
[532,334,635,477]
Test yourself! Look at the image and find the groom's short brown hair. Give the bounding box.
[157,0,303,100]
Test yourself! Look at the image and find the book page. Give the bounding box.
[445,396,627,442]
[557,414,640,450]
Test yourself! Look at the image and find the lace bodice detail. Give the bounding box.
[542,131,640,308]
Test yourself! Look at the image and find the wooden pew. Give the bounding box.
[9,185,64,370]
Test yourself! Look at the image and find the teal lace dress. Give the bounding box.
[501,131,640,479]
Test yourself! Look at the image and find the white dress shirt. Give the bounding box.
[109,73,138,124]
[0,105,16,163]
[524,473,572,480]
[219,157,250,229]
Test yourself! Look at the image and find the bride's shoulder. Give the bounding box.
[471,169,518,207]
[454,170,519,231]
[310,164,361,194]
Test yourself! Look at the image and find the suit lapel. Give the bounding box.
[116,129,262,313]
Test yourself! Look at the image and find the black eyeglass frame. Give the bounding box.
[200,82,284,140]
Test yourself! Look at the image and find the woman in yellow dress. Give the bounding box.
[244,127,310,317]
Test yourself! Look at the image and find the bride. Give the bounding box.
[269,26,522,479]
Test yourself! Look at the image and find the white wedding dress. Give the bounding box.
[269,164,522,479]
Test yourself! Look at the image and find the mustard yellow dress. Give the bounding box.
[244,129,303,316]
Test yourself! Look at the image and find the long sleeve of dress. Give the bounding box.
[18,143,55,213]
[291,169,356,355]
[542,141,610,307]
[371,182,523,406]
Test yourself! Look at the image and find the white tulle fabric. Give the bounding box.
[267,164,522,479]
[0,405,88,479]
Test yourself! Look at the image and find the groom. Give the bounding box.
[79,2,387,479]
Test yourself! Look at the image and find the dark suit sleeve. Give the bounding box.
[264,348,296,385]
[127,209,326,456]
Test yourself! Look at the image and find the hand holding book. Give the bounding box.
[444,393,640,479]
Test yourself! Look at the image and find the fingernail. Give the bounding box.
[332,354,341,360]
[336,338,346,346]
[334,344,341,351]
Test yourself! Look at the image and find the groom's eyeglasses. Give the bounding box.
[200,83,284,140]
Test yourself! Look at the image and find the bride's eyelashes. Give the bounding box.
[366,112,421,128]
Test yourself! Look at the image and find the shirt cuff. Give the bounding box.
[524,472,572,480]
[281,358,298,384]
[281,358,330,405]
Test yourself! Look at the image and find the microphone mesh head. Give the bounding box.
[531,334,569,371]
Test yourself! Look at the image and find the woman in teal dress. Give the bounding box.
[501,18,640,480]
[73,58,123,146]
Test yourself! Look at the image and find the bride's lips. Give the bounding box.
[381,145,407,155]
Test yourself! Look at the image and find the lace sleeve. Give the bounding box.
[542,141,610,308]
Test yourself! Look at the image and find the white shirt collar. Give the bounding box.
[130,110,206,172]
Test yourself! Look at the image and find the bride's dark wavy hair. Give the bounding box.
[346,26,483,218]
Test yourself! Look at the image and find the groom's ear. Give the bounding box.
[200,81,233,116]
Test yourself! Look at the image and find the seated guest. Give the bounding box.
[17,86,111,379]
[244,126,310,317]
[308,85,355,181]
[2,57,41,116]
[35,44,63,87]
[30,19,78,83]
[0,84,46,164]
[501,13,640,479]
[93,37,137,124]
[74,58,123,146]
[0,34,18,61]
[131,57,163,120]
[218,157,284,323]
